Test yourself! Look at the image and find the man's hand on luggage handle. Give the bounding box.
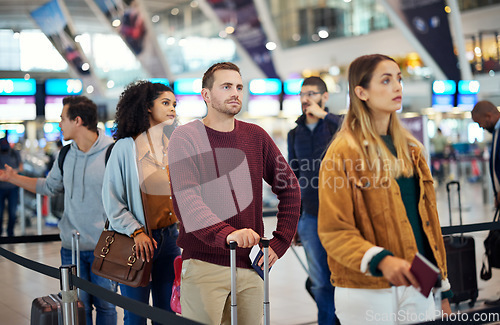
[226,228,260,248]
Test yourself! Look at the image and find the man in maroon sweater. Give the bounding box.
[168,62,301,324]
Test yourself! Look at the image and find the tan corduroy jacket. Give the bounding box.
[318,136,448,289]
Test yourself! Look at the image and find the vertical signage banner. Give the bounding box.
[30,0,90,75]
[90,0,169,78]
[206,0,279,79]
[386,0,460,81]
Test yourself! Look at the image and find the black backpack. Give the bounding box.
[58,143,115,175]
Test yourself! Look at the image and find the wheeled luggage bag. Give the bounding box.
[443,181,478,307]
[30,231,86,325]
[229,238,271,325]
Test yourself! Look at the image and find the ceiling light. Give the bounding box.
[312,34,320,42]
[81,63,90,71]
[219,31,227,38]
[86,85,94,94]
[266,41,277,51]
[107,80,115,88]
[225,26,235,34]
[112,19,121,27]
[292,34,301,41]
[166,37,175,45]
[171,8,180,15]
[24,74,31,80]
[190,1,199,8]
[318,29,329,39]
[152,15,160,23]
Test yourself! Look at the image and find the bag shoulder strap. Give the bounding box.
[58,144,71,176]
[105,142,115,165]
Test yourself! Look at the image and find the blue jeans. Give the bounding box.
[61,248,118,325]
[0,187,19,237]
[298,212,336,325]
[120,224,181,325]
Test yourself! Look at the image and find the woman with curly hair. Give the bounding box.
[102,80,181,325]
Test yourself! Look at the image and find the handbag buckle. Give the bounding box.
[100,246,110,257]
[105,236,115,244]
[128,255,137,266]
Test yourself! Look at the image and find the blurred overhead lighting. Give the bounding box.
[190,1,199,8]
[329,66,340,76]
[24,73,31,80]
[344,0,352,2]
[292,34,301,41]
[107,80,115,88]
[178,39,187,46]
[152,15,160,23]
[112,19,121,27]
[219,31,228,38]
[265,41,277,51]
[86,85,94,94]
[171,8,180,15]
[13,31,20,39]
[166,37,175,45]
[318,29,329,39]
[311,34,320,42]
[225,26,235,34]
[444,6,451,13]
[81,63,90,71]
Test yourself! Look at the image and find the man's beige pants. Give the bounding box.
[180,259,263,325]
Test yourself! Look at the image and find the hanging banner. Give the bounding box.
[87,0,170,78]
[30,0,90,76]
[206,0,279,79]
[385,0,460,81]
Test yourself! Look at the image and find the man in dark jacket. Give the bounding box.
[287,76,342,324]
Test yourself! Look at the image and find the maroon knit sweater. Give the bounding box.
[168,119,300,268]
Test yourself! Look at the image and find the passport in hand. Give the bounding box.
[410,252,440,297]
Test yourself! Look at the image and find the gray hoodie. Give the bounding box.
[36,130,114,251]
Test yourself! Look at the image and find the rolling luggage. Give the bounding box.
[30,231,86,325]
[443,181,478,307]
[229,238,271,325]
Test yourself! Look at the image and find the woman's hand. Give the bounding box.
[378,255,420,289]
[441,298,452,316]
[133,232,157,262]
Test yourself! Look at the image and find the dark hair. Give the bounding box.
[302,76,327,94]
[202,62,241,90]
[62,96,98,132]
[113,81,174,140]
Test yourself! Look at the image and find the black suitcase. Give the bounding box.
[30,293,86,325]
[443,181,478,307]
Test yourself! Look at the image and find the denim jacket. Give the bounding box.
[318,135,449,290]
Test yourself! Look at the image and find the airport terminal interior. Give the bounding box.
[2,0,500,324]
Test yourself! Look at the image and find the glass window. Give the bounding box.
[268,0,391,49]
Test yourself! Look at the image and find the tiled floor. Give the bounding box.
[1,177,500,324]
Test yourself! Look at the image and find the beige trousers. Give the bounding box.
[180,259,263,325]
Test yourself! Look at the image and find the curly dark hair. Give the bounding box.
[62,96,98,132]
[112,81,175,140]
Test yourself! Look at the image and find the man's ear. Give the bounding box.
[322,91,329,106]
[74,116,83,126]
[354,86,368,101]
[201,88,210,103]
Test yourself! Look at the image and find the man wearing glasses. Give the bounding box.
[287,76,342,324]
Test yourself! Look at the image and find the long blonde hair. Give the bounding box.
[340,54,421,181]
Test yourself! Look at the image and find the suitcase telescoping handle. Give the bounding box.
[71,230,81,298]
[229,238,271,325]
[446,181,463,230]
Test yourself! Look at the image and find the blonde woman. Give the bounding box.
[318,54,452,324]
